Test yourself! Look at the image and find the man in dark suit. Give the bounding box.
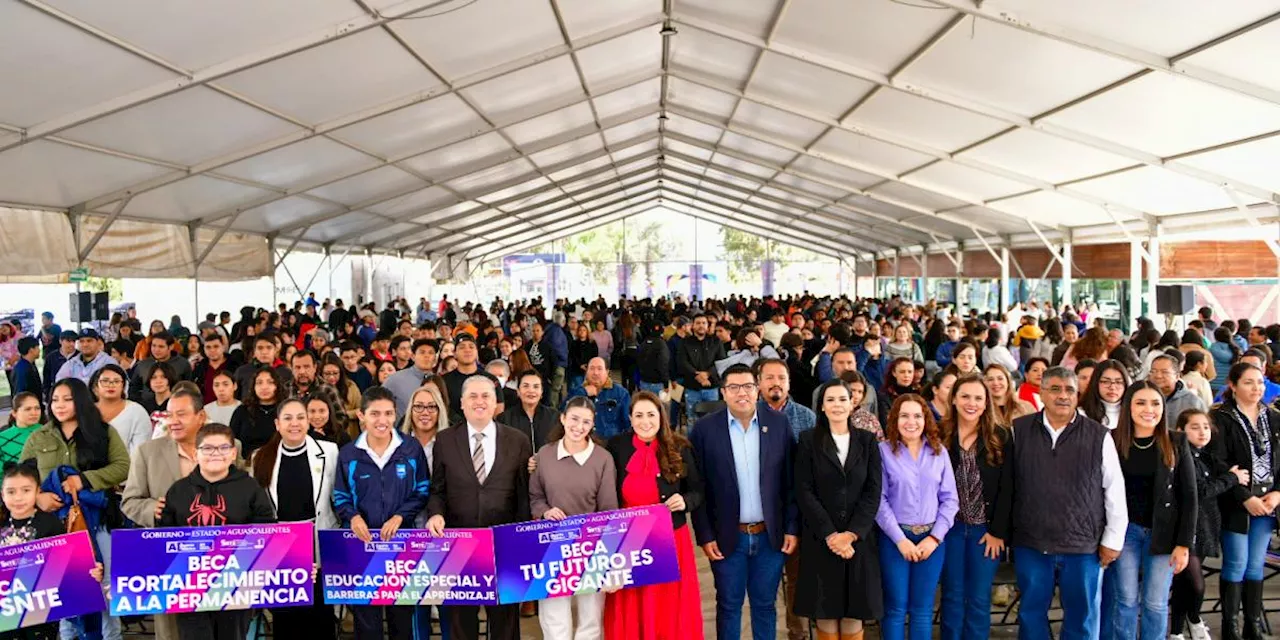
[690,363,798,640]
[426,375,532,640]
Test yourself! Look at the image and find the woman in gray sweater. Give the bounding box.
[528,396,619,640]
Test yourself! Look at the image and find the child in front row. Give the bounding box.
[0,463,103,640]
[159,423,276,640]
[1170,409,1250,640]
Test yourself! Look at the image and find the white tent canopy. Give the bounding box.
[1,0,1278,280]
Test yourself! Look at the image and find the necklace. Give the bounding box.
[1132,436,1155,450]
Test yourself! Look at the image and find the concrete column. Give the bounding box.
[893,250,901,296]
[999,246,1011,314]
[1061,242,1074,308]
[919,245,928,304]
[1147,237,1161,330]
[1130,240,1143,333]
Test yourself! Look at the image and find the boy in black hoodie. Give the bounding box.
[159,423,276,640]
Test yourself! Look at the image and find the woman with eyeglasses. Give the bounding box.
[1210,362,1280,638]
[1101,381,1196,640]
[1079,360,1132,430]
[92,363,152,454]
[876,394,958,640]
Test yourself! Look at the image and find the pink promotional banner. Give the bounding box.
[109,522,314,615]
[319,529,497,606]
[492,505,680,604]
[0,531,105,632]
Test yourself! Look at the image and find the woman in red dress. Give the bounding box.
[604,390,705,640]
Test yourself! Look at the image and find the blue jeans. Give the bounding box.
[708,530,786,640]
[939,523,1000,640]
[1013,547,1102,640]
[879,528,946,640]
[412,604,448,639]
[684,388,720,428]
[638,381,665,395]
[1222,515,1277,581]
[62,527,118,640]
[1104,523,1174,640]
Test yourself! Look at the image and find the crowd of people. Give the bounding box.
[0,292,1278,640]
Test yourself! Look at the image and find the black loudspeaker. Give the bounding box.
[69,292,92,323]
[1155,284,1195,315]
[93,292,109,321]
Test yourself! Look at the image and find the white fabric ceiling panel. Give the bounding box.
[528,135,604,169]
[394,227,445,251]
[218,138,379,190]
[42,0,364,71]
[740,204,783,223]
[758,186,826,210]
[0,3,179,127]
[840,195,918,222]
[667,78,741,122]
[905,162,1031,202]
[988,192,1112,227]
[1070,166,1253,215]
[388,0,562,81]
[611,139,659,163]
[750,52,876,120]
[1041,73,1280,158]
[944,205,1035,235]
[482,177,552,206]
[788,155,883,190]
[446,158,536,197]
[592,78,663,121]
[602,118,656,147]
[809,129,933,176]
[665,139,716,162]
[350,222,422,247]
[1184,20,1280,94]
[869,181,969,212]
[548,155,613,182]
[412,201,477,226]
[700,167,763,193]
[716,132,796,166]
[441,213,512,236]
[576,28,662,92]
[1002,0,1280,58]
[664,114,727,144]
[217,29,442,124]
[731,100,829,148]
[773,0,962,76]
[1180,135,1280,194]
[710,154,778,180]
[899,17,1143,117]
[0,141,169,208]
[852,88,1011,152]
[306,166,425,207]
[772,173,849,202]
[331,94,488,159]
[226,196,331,233]
[59,88,300,167]
[504,103,598,149]
[367,185,456,218]
[669,26,758,88]
[573,182,635,204]
[557,0,659,41]
[300,212,385,244]
[678,0,782,40]
[459,56,585,123]
[959,128,1134,184]
[400,132,513,180]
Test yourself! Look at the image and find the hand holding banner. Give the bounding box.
[320,528,496,606]
[109,522,314,615]
[492,505,680,604]
[0,530,105,632]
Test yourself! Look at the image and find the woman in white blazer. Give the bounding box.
[250,397,339,640]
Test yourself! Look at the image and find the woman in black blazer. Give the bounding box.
[1102,380,1196,640]
[937,373,1010,640]
[603,391,704,639]
[794,379,883,640]
[1210,362,1280,638]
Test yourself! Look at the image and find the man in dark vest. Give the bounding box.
[991,366,1126,640]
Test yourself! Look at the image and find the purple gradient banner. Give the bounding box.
[319,529,496,606]
[0,531,105,632]
[109,522,314,615]
[492,505,680,604]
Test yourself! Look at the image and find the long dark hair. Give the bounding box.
[1113,381,1175,468]
[251,397,308,489]
[48,379,110,472]
[245,367,284,407]
[939,374,1003,466]
[89,363,130,401]
[814,379,854,436]
[1222,361,1265,404]
[1079,359,1131,424]
[7,392,40,427]
[629,391,690,483]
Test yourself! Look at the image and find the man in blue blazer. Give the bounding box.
[690,363,798,640]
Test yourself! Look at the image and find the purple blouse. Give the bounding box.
[875,440,959,544]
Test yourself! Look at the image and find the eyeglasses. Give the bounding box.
[97,379,123,387]
[723,383,758,394]
[1043,385,1078,396]
[197,444,235,456]
[412,403,439,414]
[1098,377,1126,387]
